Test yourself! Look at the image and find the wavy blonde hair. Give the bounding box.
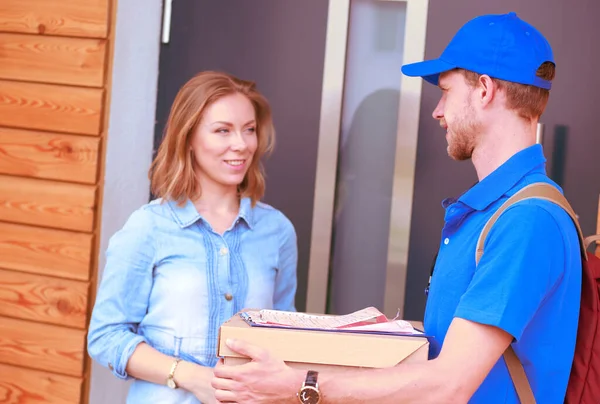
[149,71,275,206]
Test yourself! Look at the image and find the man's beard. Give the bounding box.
[447,103,481,161]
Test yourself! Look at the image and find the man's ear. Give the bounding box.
[477,74,496,108]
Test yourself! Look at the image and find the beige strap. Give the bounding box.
[475,183,586,404]
[503,347,536,404]
[476,183,586,265]
[584,234,600,250]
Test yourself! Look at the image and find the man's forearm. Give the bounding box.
[316,358,464,404]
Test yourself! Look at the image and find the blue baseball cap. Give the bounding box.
[401,12,554,89]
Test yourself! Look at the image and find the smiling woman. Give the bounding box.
[150,71,275,209]
[189,93,260,221]
[87,71,298,404]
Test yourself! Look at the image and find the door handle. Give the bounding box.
[162,0,173,44]
[536,122,544,144]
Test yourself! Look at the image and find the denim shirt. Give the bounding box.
[87,197,297,403]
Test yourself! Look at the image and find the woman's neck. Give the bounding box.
[192,177,240,216]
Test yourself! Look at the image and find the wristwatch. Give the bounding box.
[166,358,181,389]
[297,370,321,404]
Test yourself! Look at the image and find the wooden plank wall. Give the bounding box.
[0,0,115,402]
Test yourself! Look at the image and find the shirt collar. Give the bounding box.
[167,197,255,229]
[238,197,254,229]
[458,144,547,211]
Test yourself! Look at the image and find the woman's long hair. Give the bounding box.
[149,71,275,206]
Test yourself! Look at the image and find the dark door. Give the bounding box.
[153,0,330,311]
[404,0,600,320]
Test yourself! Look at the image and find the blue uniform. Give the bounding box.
[424,145,581,403]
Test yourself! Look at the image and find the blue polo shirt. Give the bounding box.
[424,145,581,403]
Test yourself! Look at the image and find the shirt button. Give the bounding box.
[444,238,450,245]
[224,293,233,301]
[219,247,228,256]
[108,362,114,371]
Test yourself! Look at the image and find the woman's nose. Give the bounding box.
[230,132,248,151]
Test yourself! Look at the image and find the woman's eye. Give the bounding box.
[246,127,256,133]
[217,128,229,134]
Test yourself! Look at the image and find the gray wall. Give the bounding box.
[404,0,600,320]
[89,0,161,403]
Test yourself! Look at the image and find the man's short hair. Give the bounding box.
[460,62,555,120]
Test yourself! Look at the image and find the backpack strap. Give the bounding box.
[476,183,586,264]
[584,234,600,250]
[475,182,586,404]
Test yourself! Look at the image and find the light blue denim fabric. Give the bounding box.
[87,197,297,403]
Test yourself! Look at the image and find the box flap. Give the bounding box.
[218,314,428,368]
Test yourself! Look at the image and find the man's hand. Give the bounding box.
[212,338,304,404]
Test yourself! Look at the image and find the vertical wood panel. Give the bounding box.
[0,363,82,404]
[0,33,107,87]
[0,222,93,281]
[81,0,117,401]
[0,0,109,39]
[0,128,100,184]
[0,316,85,377]
[0,269,89,328]
[0,80,104,135]
[0,0,115,400]
[0,175,97,232]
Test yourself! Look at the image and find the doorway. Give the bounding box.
[152,0,429,316]
[306,0,429,318]
[153,0,330,311]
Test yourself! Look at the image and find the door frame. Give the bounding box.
[306,0,430,317]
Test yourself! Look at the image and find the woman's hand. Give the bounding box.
[176,361,217,403]
[125,343,217,402]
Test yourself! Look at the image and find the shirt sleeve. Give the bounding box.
[87,208,156,379]
[273,214,298,311]
[454,201,569,341]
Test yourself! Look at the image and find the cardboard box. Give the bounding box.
[217,314,429,372]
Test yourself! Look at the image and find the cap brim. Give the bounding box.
[401,59,457,85]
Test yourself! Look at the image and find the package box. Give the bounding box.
[218,313,429,372]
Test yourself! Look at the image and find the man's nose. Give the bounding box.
[432,98,444,120]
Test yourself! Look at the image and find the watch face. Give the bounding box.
[299,386,320,404]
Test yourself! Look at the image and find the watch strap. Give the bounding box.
[305,370,318,387]
[298,370,321,404]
